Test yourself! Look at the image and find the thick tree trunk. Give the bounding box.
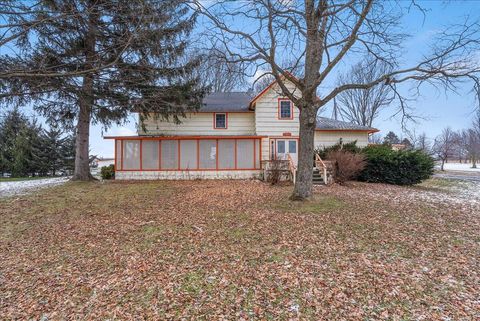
[71,99,93,181]
[440,159,445,171]
[291,105,317,201]
[71,4,96,181]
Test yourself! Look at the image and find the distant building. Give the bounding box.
[90,157,115,174]
[391,144,407,151]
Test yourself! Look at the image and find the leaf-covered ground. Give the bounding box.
[0,179,478,320]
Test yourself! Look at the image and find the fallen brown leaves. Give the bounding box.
[0,179,478,320]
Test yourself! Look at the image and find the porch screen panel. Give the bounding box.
[142,140,159,170]
[218,139,235,169]
[161,140,178,169]
[116,140,122,170]
[199,140,217,169]
[236,139,254,169]
[123,140,140,170]
[180,140,197,169]
[255,139,261,169]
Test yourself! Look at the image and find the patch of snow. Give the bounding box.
[435,162,480,172]
[0,177,69,198]
[409,181,479,210]
[333,177,480,212]
[402,180,479,209]
[288,303,300,313]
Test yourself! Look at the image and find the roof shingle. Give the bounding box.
[200,92,253,112]
[316,117,377,132]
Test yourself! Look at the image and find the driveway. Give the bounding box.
[0,177,70,198]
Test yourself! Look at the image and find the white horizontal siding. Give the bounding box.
[254,81,300,163]
[314,131,369,149]
[260,137,270,163]
[254,81,301,137]
[139,112,255,136]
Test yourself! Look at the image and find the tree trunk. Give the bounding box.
[71,98,94,181]
[441,159,445,171]
[71,4,96,181]
[472,157,477,168]
[291,105,317,200]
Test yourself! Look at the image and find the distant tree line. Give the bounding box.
[370,110,480,171]
[432,114,480,170]
[0,108,75,177]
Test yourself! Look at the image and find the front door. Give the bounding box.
[274,139,298,165]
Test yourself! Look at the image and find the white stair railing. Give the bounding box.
[286,154,297,184]
[315,154,328,184]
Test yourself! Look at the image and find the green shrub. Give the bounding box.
[100,164,115,180]
[358,145,434,185]
[315,140,362,159]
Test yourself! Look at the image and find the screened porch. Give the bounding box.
[109,136,263,172]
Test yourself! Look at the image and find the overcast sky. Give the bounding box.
[21,1,480,158]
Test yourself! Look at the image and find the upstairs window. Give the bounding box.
[278,99,293,119]
[214,113,227,129]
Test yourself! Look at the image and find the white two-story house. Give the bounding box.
[105,79,378,180]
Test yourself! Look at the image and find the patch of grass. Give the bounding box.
[180,271,209,296]
[275,195,347,214]
[265,248,289,263]
[417,178,460,192]
[300,196,346,213]
[142,225,166,236]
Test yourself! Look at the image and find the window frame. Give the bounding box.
[278,98,293,120]
[213,112,228,129]
[288,140,297,153]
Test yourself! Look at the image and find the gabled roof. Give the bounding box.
[249,72,299,107]
[198,92,253,112]
[316,117,378,133]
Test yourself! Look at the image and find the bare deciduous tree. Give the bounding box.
[187,47,249,92]
[193,0,480,200]
[433,127,458,171]
[336,60,394,127]
[253,73,276,94]
[368,132,382,144]
[409,131,432,154]
[459,129,479,168]
[460,110,480,168]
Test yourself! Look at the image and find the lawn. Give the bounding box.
[0,180,478,320]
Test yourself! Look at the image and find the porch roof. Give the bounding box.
[103,135,266,140]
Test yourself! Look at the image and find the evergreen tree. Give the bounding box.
[60,132,76,174]
[1,0,207,180]
[383,131,401,145]
[0,109,43,177]
[0,108,31,175]
[401,138,413,150]
[29,125,64,176]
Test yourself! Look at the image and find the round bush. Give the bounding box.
[100,164,115,180]
[358,145,434,185]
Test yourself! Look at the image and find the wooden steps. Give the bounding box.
[312,168,324,185]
